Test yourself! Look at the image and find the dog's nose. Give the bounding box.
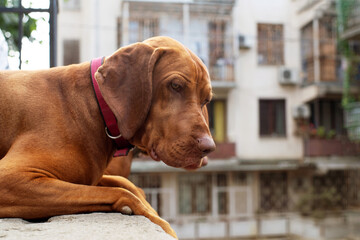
[197,136,216,156]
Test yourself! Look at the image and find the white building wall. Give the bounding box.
[57,0,121,65]
[230,0,303,160]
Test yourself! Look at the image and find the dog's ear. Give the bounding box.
[95,42,164,140]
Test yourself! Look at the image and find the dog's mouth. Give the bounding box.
[148,147,207,170]
[149,148,161,162]
[184,157,208,170]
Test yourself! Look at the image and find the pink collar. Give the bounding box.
[90,57,133,156]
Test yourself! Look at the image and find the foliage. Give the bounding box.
[327,129,336,139]
[316,126,326,139]
[296,122,336,139]
[296,187,342,218]
[0,0,38,52]
[336,0,359,107]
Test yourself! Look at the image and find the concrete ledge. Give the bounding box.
[0,213,176,240]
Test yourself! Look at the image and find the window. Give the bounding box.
[319,16,337,82]
[207,20,234,82]
[301,17,339,84]
[207,100,226,142]
[300,22,314,83]
[208,20,225,81]
[129,174,163,215]
[216,173,228,215]
[63,40,79,65]
[179,174,211,215]
[313,171,349,210]
[259,99,286,137]
[257,23,284,65]
[260,172,288,212]
[309,99,346,135]
[117,17,159,47]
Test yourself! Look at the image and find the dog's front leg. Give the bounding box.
[98,175,156,216]
[0,171,177,239]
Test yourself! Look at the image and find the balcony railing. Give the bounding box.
[208,142,236,159]
[304,138,360,157]
[208,59,234,82]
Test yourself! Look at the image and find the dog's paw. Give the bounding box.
[120,206,133,215]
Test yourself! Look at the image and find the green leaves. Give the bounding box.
[0,0,38,52]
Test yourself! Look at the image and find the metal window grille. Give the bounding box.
[0,0,57,69]
[129,174,163,215]
[301,16,340,84]
[291,170,360,216]
[129,17,159,44]
[260,172,288,212]
[179,173,212,215]
[257,23,284,65]
[301,22,315,83]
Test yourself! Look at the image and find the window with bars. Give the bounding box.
[260,172,288,212]
[257,23,284,65]
[259,99,286,137]
[301,22,314,83]
[300,16,339,84]
[208,20,225,67]
[216,173,228,215]
[296,170,360,214]
[319,16,337,82]
[117,17,159,47]
[178,174,212,215]
[129,174,163,215]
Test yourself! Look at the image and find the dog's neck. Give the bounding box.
[90,57,133,157]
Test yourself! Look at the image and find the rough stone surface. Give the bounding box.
[0,213,176,240]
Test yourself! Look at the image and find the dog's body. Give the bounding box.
[0,37,215,239]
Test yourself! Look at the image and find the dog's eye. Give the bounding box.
[201,99,210,108]
[171,82,181,92]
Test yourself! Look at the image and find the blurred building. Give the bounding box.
[57,0,360,239]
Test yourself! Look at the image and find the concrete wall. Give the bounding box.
[0,213,176,240]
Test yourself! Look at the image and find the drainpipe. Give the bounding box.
[122,2,129,46]
[94,0,99,57]
[183,3,190,46]
[313,16,321,83]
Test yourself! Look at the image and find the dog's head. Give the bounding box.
[95,36,215,170]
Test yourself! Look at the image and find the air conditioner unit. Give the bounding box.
[278,67,298,85]
[238,34,251,50]
[292,104,310,119]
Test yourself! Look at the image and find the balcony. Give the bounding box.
[301,16,342,86]
[120,0,236,96]
[208,142,236,159]
[304,138,360,157]
[207,40,236,95]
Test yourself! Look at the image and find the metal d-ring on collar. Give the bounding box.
[105,127,122,140]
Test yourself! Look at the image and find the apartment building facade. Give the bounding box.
[57,0,360,239]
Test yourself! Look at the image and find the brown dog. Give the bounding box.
[0,36,215,239]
